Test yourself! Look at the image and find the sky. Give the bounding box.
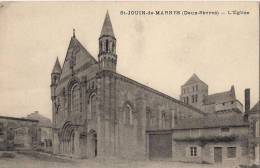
[0,2,258,119]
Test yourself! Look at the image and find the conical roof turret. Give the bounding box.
[100,11,115,38]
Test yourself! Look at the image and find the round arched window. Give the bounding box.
[71,84,80,113]
[125,104,133,125]
[89,93,96,119]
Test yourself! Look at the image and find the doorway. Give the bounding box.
[149,133,172,159]
[214,147,223,163]
[88,130,97,158]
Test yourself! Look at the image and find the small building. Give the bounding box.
[146,113,249,166]
[172,114,249,166]
[0,116,39,150]
[248,101,260,165]
[26,111,52,152]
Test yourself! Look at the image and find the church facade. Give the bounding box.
[50,12,205,159]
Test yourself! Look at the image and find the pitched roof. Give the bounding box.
[52,57,62,74]
[203,86,236,104]
[250,101,259,113]
[174,113,248,130]
[26,111,52,127]
[100,11,115,37]
[60,35,97,79]
[68,36,96,62]
[183,74,207,86]
[0,116,38,122]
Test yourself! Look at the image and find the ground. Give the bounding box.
[0,151,241,168]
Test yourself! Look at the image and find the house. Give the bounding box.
[0,116,39,150]
[248,101,260,165]
[26,111,53,152]
[171,114,249,166]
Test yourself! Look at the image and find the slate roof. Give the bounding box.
[100,11,115,37]
[66,36,96,62]
[203,86,236,105]
[174,113,248,130]
[250,101,260,113]
[60,35,97,79]
[0,116,38,122]
[52,57,62,74]
[26,112,52,127]
[183,74,207,86]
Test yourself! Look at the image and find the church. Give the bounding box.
[50,12,205,159]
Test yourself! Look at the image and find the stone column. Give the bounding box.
[53,130,60,154]
[65,139,69,154]
[61,141,63,153]
[74,128,80,157]
[96,72,104,157]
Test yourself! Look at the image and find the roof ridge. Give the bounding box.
[183,73,207,86]
[207,90,231,97]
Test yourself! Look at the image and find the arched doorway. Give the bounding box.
[60,121,75,155]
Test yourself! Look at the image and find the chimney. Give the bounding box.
[245,88,250,113]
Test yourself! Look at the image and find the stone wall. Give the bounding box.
[96,70,205,160]
[172,126,249,165]
[172,140,248,165]
[0,117,38,151]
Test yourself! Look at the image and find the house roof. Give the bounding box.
[0,116,38,122]
[174,113,248,130]
[203,85,236,105]
[250,101,260,113]
[183,74,207,86]
[26,111,52,127]
[100,11,115,38]
[52,57,62,74]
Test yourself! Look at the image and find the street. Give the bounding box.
[0,152,241,168]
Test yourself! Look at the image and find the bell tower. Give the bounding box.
[51,57,62,101]
[98,11,117,72]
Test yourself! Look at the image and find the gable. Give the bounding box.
[60,37,97,80]
[183,74,207,87]
[251,101,259,113]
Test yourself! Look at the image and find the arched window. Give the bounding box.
[146,107,151,128]
[112,42,115,53]
[105,39,109,52]
[99,41,102,53]
[89,93,96,119]
[195,94,198,102]
[125,104,133,125]
[53,76,57,84]
[161,111,166,129]
[71,83,81,113]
